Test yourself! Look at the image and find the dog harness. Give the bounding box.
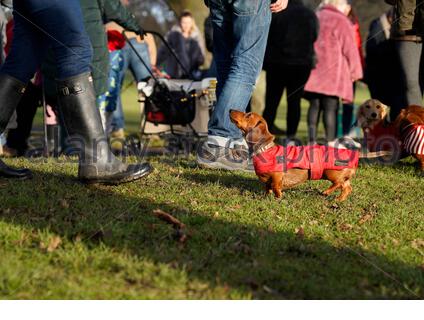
[402,124,424,155]
[253,144,359,180]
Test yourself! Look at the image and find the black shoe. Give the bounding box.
[56,72,153,185]
[0,74,32,179]
[0,159,33,180]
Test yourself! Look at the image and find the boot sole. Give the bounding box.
[80,166,154,186]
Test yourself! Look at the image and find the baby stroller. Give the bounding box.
[122,31,217,155]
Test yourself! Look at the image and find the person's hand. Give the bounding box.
[270,0,289,13]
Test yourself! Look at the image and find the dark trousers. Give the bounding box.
[6,82,41,155]
[263,65,311,137]
[307,93,339,142]
[393,40,424,119]
[341,83,357,136]
[0,0,92,83]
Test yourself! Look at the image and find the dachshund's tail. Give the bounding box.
[359,150,393,159]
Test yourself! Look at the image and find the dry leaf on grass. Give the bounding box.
[339,223,353,231]
[59,199,69,209]
[40,236,62,253]
[359,213,373,225]
[295,227,305,240]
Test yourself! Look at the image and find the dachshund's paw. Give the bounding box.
[335,195,348,202]
[322,190,332,197]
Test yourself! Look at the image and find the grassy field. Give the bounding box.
[1,83,423,299]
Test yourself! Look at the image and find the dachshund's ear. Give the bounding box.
[380,103,389,119]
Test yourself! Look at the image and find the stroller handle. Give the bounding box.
[122,30,192,81]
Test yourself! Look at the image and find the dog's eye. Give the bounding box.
[366,105,370,109]
[376,105,381,109]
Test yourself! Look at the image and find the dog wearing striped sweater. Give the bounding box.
[394,105,424,173]
[357,100,424,174]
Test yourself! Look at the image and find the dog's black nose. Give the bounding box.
[371,112,377,118]
[229,109,237,114]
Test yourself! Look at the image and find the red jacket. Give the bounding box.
[253,145,359,180]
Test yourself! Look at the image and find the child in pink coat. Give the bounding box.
[304,0,363,143]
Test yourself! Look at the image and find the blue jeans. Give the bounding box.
[1,0,92,82]
[206,0,271,146]
[112,39,151,131]
[97,50,125,114]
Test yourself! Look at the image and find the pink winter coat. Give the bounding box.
[304,5,363,103]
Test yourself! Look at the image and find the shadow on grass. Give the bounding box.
[0,168,422,299]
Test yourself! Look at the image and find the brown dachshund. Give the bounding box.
[357,100,424,173]
[393,105,424,173]
[230,110,359,201]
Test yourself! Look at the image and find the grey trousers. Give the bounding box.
[395,41,424,115]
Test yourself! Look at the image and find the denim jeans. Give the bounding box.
[97,50,125,114]
[112,39,152,131]
[1,0,92,83]
[205,0,272,147]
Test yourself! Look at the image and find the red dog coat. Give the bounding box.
[402,124,424,155]
[253,145,359,180]
[365,122,400,152]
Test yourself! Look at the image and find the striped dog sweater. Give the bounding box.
[402,124,424,155]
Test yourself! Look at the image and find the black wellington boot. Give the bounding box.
[0,73,33,180]
[56,72,153,185]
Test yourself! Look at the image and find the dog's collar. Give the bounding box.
[252,142,276,157]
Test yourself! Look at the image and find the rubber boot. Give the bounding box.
[0,73,33,180]
[56,72,153,184]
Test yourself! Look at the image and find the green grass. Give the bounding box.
[1,82,423,299]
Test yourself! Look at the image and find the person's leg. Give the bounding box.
[127,39,152,82]
[263,67,286,134]
[198,0,272,171]
[307,96,320,143]
[286,66,311,138]
[207,0,272,145]
[0,3,47,179]
[6,82,41,156]
[322,95,339,142]
[111,43,131,133]
[342,103,354,135]
[394,41,423,118]
[99,50,125,134]
[26,0,153,184]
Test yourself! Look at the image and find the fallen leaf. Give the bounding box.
[47,236,62,252]
[339,223,353,231]
[295,227,305,240]
[359,213,373,225]
[411,239,424,249]
[59,199,69,209]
